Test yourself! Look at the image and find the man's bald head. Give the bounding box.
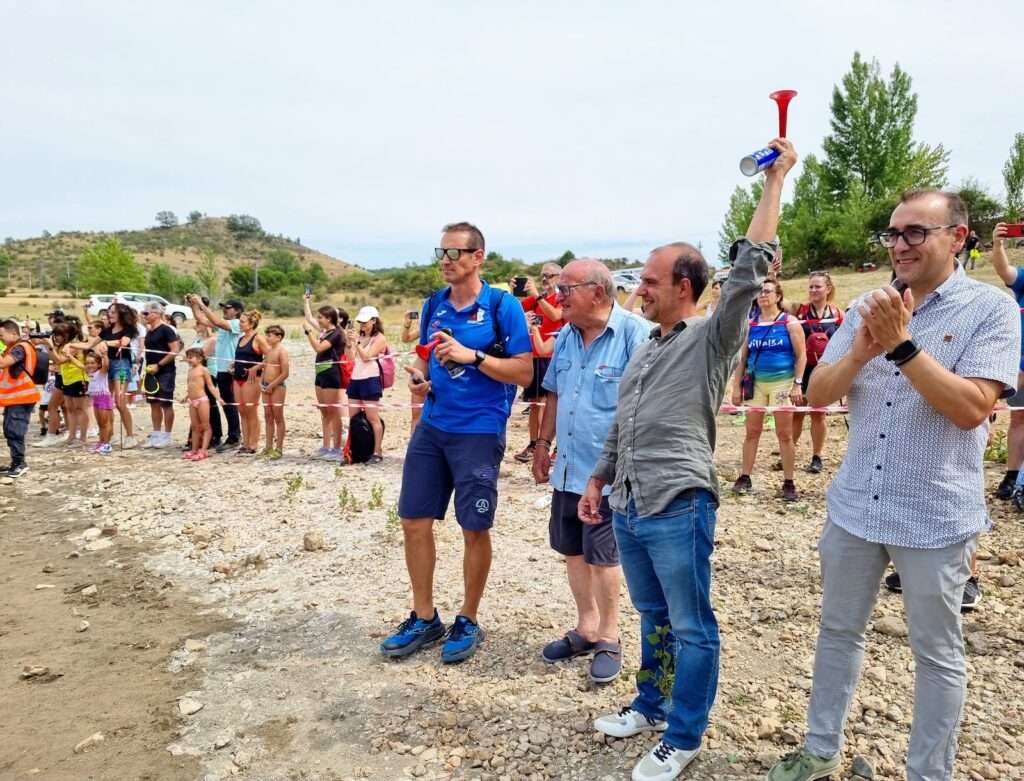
[562,258,614,298]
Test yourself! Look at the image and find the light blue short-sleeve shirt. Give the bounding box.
[542,303,650,496]
[212,319,241,374]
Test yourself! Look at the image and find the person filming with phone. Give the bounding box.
[512,264,564,463]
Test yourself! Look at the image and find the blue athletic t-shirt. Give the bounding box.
[1009,268,1024,360]
[746,312,796,383]
[420,281,532,435]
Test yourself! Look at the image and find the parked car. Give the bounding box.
[611,268,643,294]
[86,292,193,325]
[85,294,116,318]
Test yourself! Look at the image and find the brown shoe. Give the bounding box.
[514,442,536,463]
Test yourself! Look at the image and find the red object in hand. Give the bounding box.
[1006,224,1024,238]
[769,89,798,138]
[415,334,442,361]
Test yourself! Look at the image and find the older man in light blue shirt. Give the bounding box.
[532,259,649,684]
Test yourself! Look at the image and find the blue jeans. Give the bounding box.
[613,489,719,751]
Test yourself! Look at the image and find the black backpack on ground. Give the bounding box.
[344,411,384,464]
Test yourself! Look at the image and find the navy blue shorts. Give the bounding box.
[398,422,506,531]
[348,376,382,401]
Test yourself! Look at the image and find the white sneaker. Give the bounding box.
[123,436,139,449]
[33,434,62,448]
[87,426,99,438]
[153,432,172,449]
[594,707,668,739]
[632,741,700,781]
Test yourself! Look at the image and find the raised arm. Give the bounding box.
[709,139,797,358]
[991,223,1017,286]
[302,294,319,330]
[188,295,231,331]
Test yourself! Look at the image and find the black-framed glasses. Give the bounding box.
[434,247,478,262]
[875,225,956,248]
[556,282,597,297]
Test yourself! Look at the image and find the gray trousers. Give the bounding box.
[806,519,976,781]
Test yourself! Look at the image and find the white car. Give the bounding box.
[611,268,643,294]
[86,292,193,325]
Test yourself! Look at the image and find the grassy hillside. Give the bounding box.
[7,247,1023,328]
[1,217,360,289]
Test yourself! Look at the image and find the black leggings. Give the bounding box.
[216,372,240,442]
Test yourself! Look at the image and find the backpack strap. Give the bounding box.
[488,285,509,354]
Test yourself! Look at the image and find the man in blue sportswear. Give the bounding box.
[381,221,533,664]
[582,139,797,781]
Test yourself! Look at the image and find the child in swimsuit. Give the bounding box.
[180,348,221,461]
[259,324,290,459]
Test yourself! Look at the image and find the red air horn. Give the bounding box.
[739,89,797,176]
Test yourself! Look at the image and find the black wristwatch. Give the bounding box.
[885,339,921,366]
[473,349,487,367]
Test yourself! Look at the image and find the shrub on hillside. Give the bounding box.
[266,295,304,317]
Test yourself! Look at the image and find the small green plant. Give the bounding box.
[284,473,304,499]
[368,483,385,510]
[385,505,401,535]
[985,429,1008,464]
[338,485,362,514]
[635,624,675,698]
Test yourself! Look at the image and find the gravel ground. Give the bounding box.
[6,341,1023,781]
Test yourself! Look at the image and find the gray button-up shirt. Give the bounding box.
[592,239,771,516]
[822,265,1019,549]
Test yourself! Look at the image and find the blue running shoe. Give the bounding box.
[441,615,485,664]
[379,610,445,658]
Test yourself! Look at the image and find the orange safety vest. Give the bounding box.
[0,341,42,407]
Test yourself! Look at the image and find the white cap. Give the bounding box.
[355,305,380,323]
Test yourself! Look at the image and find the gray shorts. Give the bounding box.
[549,489,618,566]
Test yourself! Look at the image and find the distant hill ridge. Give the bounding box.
[1,216,360,287]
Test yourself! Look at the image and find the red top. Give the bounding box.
[520,293,564,357]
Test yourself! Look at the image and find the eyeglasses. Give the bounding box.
[875,225,956,248]
[541,272,559,279]
[808,270,831,278]
[556,282,597,297]
[434,247,478,262]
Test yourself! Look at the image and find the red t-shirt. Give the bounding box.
[520,293,564,357]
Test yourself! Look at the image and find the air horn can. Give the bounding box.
[740,89,797,176]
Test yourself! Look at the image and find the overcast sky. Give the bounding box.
[2,0,1020,269]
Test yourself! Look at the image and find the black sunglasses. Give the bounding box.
[434,247,478,262]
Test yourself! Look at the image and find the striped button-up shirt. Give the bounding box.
[822,265,1019,549]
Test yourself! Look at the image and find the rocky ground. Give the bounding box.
[2,340,1023,781]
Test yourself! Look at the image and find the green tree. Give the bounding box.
[1004,132,1024,221]
[77,238,146,293]
[304,261,328,287]
[556,250,576,265]
[821,53,948,202]
[155,211,178,229]
[195,248,221,299]
[228,264,257,296]
[187,210,203,225]
[957,178,1004,237]
[149,262,178,300]
[717,181,762,260]
[226,214,263,238]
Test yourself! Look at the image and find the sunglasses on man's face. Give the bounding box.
[541,272,559,279]
[434,247,478,262]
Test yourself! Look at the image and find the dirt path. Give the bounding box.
[0,487,229,781]
[2,342,1023,781]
